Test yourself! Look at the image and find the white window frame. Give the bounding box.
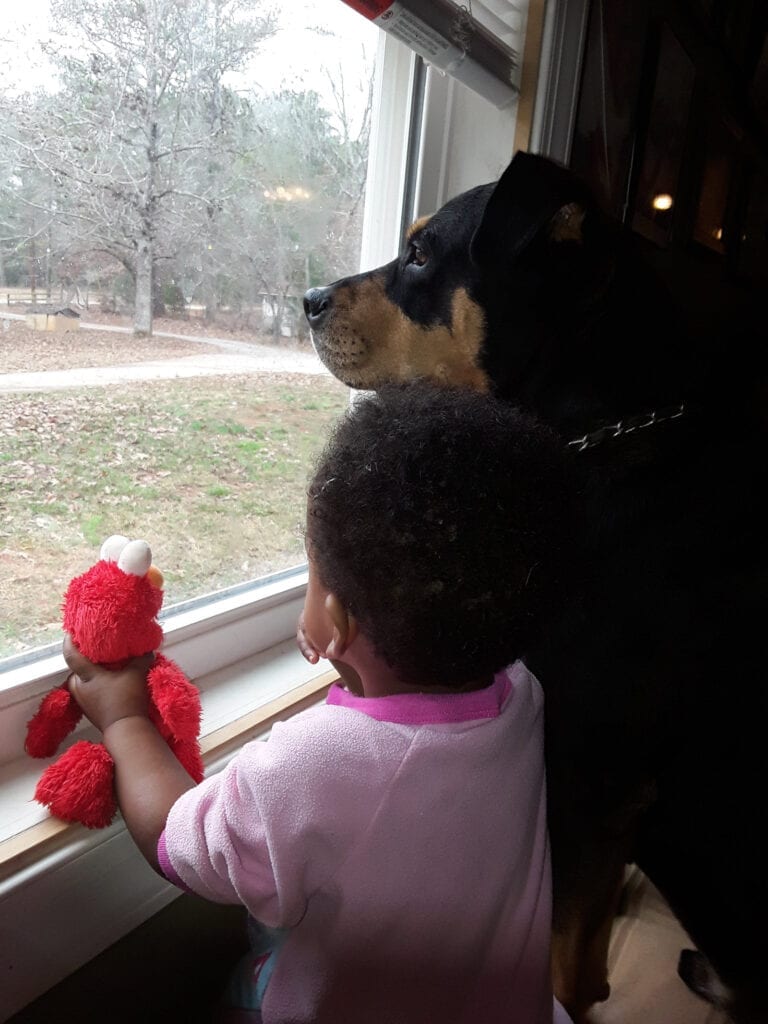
[0,1,573,1012]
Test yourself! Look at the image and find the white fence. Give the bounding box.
[2,288,105,309]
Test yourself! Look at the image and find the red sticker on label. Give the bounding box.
[340,0,395,19]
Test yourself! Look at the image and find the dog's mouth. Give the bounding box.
[310,321,371,388]
[308,285,491,393]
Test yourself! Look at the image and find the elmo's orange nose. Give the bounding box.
[146,565,164,589]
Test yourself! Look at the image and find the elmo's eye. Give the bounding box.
[407,245,428,268]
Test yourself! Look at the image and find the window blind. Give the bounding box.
[340,0,527,109]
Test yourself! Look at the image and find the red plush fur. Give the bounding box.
[25,547,204,828]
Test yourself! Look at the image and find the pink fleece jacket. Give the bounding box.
[159,661,570,1024]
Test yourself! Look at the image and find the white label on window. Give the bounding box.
[374,2,464,73]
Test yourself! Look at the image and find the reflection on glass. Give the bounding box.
[693,116,735,255]
[652,193,674,211]
[570,0,648,219]
[632,27,695,246]
[737,167,768,283]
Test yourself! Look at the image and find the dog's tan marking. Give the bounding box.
[406,214,432,241]
[312,276,489,391]
[550,202,585,243]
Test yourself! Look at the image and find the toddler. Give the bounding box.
[65,383,575,1024]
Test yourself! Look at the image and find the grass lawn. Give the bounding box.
[0,372,349,659]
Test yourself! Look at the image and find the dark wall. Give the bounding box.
[569,0,768,343]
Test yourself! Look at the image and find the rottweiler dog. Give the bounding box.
[304,152,767,1023]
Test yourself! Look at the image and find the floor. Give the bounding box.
[589,866,728,1024]
[8,869,725,1024]
[7,894,250,1024]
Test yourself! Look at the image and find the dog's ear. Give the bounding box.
[549,202,586,242]
[470,152,592,267]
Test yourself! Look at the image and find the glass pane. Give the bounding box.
[693,114,736,254]
[631,27,695,247]
[570,0,648,221]
[737,164,768,283]
[750,33,768,132]
[0,0,378,659]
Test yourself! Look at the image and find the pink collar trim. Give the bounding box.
[326,667,514,725]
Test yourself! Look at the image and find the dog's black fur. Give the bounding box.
[304,152,768,1023]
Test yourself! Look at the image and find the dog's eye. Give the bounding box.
[406,245,428,268]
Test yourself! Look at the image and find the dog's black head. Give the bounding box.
[304,152,689,433]
[304,180,494,392]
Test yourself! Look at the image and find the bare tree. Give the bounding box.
[1,0,275,334]
[203,79,373,338]
[1,4,374,337]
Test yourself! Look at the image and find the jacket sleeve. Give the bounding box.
[157,704,408,928]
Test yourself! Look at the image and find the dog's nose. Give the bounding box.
[303,286,333,329]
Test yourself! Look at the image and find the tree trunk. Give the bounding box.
[152,266,166,317]
[202,246,218,324]
[201,239,218,323]
[134,236,153,335]
[30,231,38,307]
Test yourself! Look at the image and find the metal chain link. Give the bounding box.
[567,402,686,453]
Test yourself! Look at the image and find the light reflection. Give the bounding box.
[652,193,674,211]
[263,186,311,202]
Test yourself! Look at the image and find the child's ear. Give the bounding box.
[324,592,358,659]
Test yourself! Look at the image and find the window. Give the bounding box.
[0,0,541,1012]
[0,0,542,759]
[0,0,534,815]
[0,0,377,661]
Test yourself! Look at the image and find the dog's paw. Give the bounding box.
[678,948,730,1009]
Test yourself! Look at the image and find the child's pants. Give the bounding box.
[221,918,575,1024]
[221,917,285,1016]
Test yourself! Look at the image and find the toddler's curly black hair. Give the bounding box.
[307,383,576,688]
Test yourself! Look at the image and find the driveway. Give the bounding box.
[0,313,327,393]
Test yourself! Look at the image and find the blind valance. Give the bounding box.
[341,0,527,108]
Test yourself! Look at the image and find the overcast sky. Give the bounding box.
[0,0,377,126]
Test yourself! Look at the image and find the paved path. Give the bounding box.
[0,313,327,393]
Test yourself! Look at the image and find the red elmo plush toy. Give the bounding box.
[25,534,204,828]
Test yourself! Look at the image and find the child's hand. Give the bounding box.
[296,611,320,664]
[64,634,155,734]
[65,636,195,872]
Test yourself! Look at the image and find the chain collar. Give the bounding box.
[567,402,686,453]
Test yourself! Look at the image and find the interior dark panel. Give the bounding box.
[570,0,768,344]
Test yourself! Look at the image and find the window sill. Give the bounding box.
[0,641,337,1021]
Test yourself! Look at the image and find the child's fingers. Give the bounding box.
[296,615,320,664]
[129,651,156,676]
[66,672,84,700]
[63,634,98,681]
[297,635,319,663]
[64,636,155,682]
[296,634,319,663]
[65,649,155,731]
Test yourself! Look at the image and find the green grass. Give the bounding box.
[0,372,349,659]
[81,513,106,546]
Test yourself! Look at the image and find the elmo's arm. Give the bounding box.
[26,687,83,758]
